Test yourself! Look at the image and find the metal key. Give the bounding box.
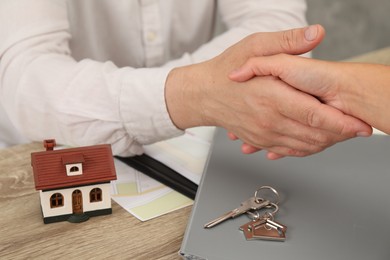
[204,197,270,228]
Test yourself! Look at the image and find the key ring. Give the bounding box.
[254,185,280,205]
[247,202,279,221]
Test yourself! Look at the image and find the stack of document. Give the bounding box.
[111,127,215,221]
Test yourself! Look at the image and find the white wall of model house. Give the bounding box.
[39,183,112,218]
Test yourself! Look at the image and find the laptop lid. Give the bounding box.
[180,128,390,260]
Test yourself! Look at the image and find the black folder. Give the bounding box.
[115,154,198,200]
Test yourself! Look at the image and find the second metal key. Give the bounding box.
[204,197,271,228]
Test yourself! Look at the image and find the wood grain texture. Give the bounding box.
[0,143,192,260]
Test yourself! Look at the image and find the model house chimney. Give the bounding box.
[44,139,56,151]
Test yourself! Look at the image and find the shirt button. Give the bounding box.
[146,31,157,43]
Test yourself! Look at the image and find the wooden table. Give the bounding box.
[0,143,192,259]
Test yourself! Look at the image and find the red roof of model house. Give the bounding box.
[31,140,117,190]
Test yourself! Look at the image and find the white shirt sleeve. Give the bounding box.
[0,0,308,156]
[163,0,308,67]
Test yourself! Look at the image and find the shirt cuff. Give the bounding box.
[119,67,184,146]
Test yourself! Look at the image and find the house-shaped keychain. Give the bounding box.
[31,139,117,224]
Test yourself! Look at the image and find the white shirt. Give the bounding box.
[0,0,308,155]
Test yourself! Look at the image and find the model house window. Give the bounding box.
[90,188,102,202]
[50,193,64,208]
[65,163,83,176]
[62,153,85,176]
[70,166,79,172]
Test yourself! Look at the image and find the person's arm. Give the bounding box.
[229,53,390,134]
[0,0,181,156]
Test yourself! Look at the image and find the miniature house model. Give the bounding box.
[31,140,117,224]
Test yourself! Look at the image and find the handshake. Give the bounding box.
[166,25,389,159]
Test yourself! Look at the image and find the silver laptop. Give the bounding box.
[180,128,390,260]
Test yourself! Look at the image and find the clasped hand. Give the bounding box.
[165,25,372,159]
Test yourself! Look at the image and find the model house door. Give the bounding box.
[72,190,83,214]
